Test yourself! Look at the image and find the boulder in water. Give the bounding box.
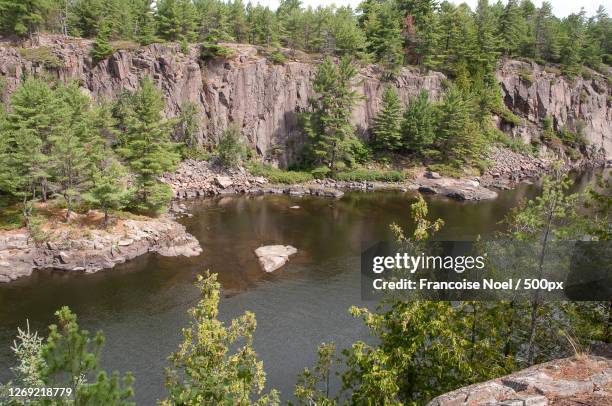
[254,245,298,272]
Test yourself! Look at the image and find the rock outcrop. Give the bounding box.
[0,216,202,283]
[497,60,611,158]
[428,355,612,406]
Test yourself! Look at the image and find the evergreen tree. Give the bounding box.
[363,2,404,76]
[435,86,484,169]
[229,0,249,43]
[116,78,179,212]
[475,0,501,83]
[301,56,361,170]
[372,86,403,151]
[91,19,114,61]
[328,7,366,57]
[499,0,527,56]
[534,2,560,62]
[0,0,51,41]
[49,83,92,221]
[195,0,233,43]
[156,0,198,43]
[0,77,60,212]
[163,272,280,405]
[83,158,130,226]
[401,90,436,152]
[133,0,157,45]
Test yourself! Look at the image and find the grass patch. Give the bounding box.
[181,146,210,161]
[427,163,464,178]
[493,131,533,155]
[518,66,533,86]
[0,196,24,230]
[111,40,139,51]
[333,168,405,182]
[18,47,64,68]
[247,162,313,184]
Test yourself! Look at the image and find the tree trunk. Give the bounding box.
[65,194,72,222]
[104,207,109,227]
[527,196,557,365]
[504,301,515,357]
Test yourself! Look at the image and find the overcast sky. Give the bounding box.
[251,0,611,18]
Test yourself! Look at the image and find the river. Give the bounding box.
[0,170,605,404]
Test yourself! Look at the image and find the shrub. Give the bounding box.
[217,126,246,167]
[427,163,464,178]
[518,67,533,86]
[247,162,313,184]
[334,168,405,182]
[493,131,533,155]
[311,166,331,179]
[181,146,210,161]
[18,47,64,68]
[200,43,235,60]
[268,51,287,65]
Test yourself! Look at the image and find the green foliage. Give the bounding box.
[5,307,135,405]
[434,85,486,170]
[0,0,51,39]
[517,66,534,85]
[116,78,179,213]
[362,1,403,75]
[217,125,247,168]
[267,50,287,65]
[401,90,437,153]
[156,0,198,43]
[333,168,405,182]
[91,20,115,61]
[176,101,201,148]
[83,158,131,226]
[310,166,331,179]
[200,42,235,60]
[246,162,313,184]
[163,272,279,405]
[301,56,362,171]
[371,86,403,151]
[294,343,339,405]
[17,47,64,68]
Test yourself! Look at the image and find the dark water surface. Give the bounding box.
[0,171,605,404]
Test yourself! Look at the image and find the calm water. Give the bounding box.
[0,171,605,404]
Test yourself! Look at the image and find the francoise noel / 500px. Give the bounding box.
[0,0,610,405]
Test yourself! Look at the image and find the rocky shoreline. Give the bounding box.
[0,216,202,283]
[162,147,598,204]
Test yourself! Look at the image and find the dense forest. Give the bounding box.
[0,0,610,77]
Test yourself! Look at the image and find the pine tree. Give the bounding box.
[91,19,114,61]
[116,78,179,212]
[435,86,484,169]
[372,87,403,151]
[301,56,361,170]
[229,0,248,43]
[83,158,130,226]
[401,90,436,153]
[499,0,527,56]
[328,6,366,57]
[163,272,280,405]
[534,2,560,62]
[133,0,157,45]
[1,77,60,213]
[156,0,198,43]
[363,2,404,76]
[49,83,92,221]
[0,0,51,42]
[475,0,500,83]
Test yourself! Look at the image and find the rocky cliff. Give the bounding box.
[0,35,610,163]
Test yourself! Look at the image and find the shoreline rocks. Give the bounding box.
[254,245,298,272]
[427,355,612,406]
[0,216,202,283]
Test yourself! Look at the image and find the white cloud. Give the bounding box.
[250,0,611,18]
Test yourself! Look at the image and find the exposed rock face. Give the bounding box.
[254,245,298,272]
[0,216,202,283]
[0,37,445,167]
[497,60,611,158]
[427,355,612,406]
[0,37,609,164]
